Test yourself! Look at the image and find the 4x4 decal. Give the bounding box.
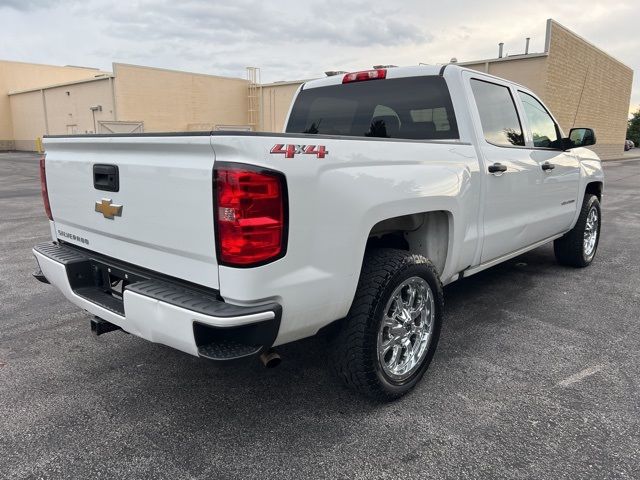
[270,144,328,158]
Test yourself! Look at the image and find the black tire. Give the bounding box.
[554,194,601,267]
[329,248,444,401]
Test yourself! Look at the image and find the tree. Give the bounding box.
[627,108,640,145]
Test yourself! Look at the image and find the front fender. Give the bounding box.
[570,148,604,228]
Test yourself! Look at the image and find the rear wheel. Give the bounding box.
[554,194,601,267]
[329,248,443,401]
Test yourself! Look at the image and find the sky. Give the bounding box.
[0,0,637,113]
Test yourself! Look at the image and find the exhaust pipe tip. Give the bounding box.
[32,267,49,284]
[91,316,121,336]
[259,348,281,368]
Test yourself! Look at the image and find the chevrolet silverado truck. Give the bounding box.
[33,65,603,400]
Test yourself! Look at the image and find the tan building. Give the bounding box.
[5,62,306,150]
[260,80,306,133]
[2,19,633,159]
[0,60,110,150]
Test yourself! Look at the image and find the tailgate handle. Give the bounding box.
[93,164,119,192]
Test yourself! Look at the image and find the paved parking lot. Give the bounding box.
[1,152,639,479]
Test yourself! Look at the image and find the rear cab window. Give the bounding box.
[286,76,459,141]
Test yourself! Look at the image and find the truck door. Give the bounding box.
[466,76,544,263]
[515,91,581,237]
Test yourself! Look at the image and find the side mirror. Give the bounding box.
[568,128,596,148]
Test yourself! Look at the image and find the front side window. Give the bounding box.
[286,76,459,140]
[470,79,524,147]
[518,92,560,148]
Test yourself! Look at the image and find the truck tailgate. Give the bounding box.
[43,135,219,289]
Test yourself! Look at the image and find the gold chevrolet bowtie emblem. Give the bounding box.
[95,198,123,219]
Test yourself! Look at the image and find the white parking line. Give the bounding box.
[559,364,606,387]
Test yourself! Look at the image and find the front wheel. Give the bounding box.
[554,194,601,267]
[329,248,444,401]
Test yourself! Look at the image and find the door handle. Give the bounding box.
[488,163,507,174]
[541,162,556,171]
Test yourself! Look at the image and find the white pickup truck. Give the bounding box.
[33,65,603,400]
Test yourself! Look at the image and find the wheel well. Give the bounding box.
[585,181,602,201]
[367,211,450,274]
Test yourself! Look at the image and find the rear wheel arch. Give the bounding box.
[366,210,452,276]
[331,210,452,331]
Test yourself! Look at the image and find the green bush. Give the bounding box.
[628,108,640,146]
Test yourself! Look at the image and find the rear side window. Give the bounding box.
[286,76,459,140]
[470,79,524,147]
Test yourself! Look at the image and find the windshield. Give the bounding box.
[286,76,459,141]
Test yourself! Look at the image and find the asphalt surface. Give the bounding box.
[1,152,639,479]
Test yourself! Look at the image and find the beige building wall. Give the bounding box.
[113,63,250,132]
[0,60,105,149]
[543,20,633,159]
[260,82,303,132]
[463,55,548,98]
[8,90,47,151]
[9,77,114,150]
[42,78,114,136]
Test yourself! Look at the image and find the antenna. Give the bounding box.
[572,65,591,127]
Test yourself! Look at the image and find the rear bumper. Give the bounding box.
[33,242,281,360]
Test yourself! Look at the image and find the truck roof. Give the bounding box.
[303,65,443,90]
[302,64,529,91]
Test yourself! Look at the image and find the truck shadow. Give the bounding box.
[75,244,567,428]
[13,241,602,474]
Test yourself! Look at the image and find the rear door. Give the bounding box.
[515,90,581,235]
[465,74,542,263]
[44,134,219,289]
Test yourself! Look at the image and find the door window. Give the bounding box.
[518,92,560,148]
[470,79,524,147]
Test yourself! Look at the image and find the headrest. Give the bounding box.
[370,115,400,137]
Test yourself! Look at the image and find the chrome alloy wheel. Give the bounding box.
[377,276,435,381]
[583,206,599,257]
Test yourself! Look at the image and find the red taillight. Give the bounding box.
[342,69,387,84]
[214,164,287,267]
[39,155,53,220]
